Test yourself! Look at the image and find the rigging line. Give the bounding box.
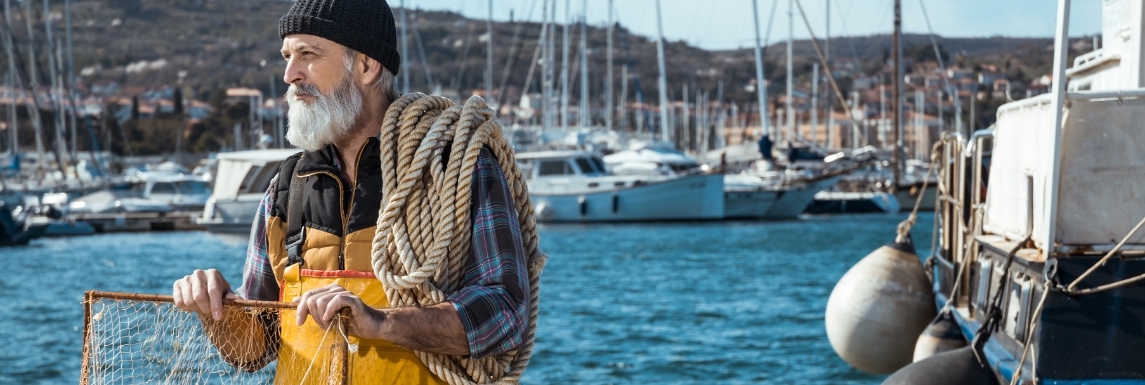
[917,0,954,95]
[763,0,788,86]
[792,0,864,136]
[409,13,434,89]
[497,0,539,111]
[851,0,894,62]
[452,22,476,99]
[519,17,548,101]
[839,0,868,59]
[618,25,651,135]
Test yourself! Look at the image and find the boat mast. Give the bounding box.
[605,0,613,132]
[654,0,669,143]
[785,0,793,144]
[811,62,818,146]
[915,90,922,160]
[560,0,570,134]
[892,0,902,190]
[1041,0,1070,256]
[399,0,408,94]
[579,0,587,130]
[751,0,770,141]
[22,0,46,176]
[547,0,557,132]
[879,84,885,146]
[619,65,627,133]
[486,0,494,108]
[66,0,75,160]
[825,0,831,148]
[682,83,689,150]
[45,0,70,168]
[3,0,17,155]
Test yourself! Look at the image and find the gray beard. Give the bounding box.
[284,73,363,152]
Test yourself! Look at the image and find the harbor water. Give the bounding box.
[0,213,931,384]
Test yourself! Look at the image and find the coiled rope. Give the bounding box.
[370,93,547,384]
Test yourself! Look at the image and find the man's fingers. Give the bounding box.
[308,293,333,330]
[206,270,227,321]
[178,279,197,313]
[320,295,353,329]
[190,270,213,316]
[295,285,357,329]
[296,290,313,326]
[172,280,187,310]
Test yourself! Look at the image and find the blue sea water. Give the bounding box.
[0,212,932,384]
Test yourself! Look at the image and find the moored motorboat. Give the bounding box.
[518,150,724,222]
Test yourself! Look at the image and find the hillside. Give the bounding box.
[3,0,1080,104]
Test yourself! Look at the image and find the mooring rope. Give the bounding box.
[369,93,547,384]
[895,140,944,244]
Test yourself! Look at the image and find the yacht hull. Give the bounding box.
[531,173,724,222]
[894,184,937,212]
[807,191,901,214]
[722,175,842,220]
[764,175,843,219]
[724,190,780,219]
[198,196,262,233]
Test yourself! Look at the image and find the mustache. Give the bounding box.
[286,83,322,101]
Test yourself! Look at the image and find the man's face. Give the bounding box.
[281,35,346,97]
[280,34,363,151]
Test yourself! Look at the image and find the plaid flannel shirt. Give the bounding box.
[238,148,529,358]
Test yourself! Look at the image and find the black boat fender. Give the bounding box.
[913,310,968,362]
[882,346,999,385]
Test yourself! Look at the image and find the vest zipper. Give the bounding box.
[296,170,345,269]
[341,143,369,270]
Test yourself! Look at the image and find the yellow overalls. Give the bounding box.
[274,264,448,385]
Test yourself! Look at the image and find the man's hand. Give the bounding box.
[293,284,383,339]
[173,269,237,321]
[295,284,469,355]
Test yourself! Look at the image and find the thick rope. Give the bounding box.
[370,93,547,384]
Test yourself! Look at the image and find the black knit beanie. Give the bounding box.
[278,0,401,75]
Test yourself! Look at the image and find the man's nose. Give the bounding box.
[283,58,305,86]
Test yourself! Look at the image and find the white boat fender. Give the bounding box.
[912,310,967,362]
[882,346,998,385]
[825,234,937,374]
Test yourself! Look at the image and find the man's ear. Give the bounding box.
[358,54,383,87]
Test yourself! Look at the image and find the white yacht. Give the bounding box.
[198,148,301,233]
[67,174,211,214]
[693,141,847,219]
[517,151,724,222]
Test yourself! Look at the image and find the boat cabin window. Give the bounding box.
[538,160,572,176]
[590,157,607,174]
[574,158,596,174]
[178,181,210,194]
[151,182,178,195]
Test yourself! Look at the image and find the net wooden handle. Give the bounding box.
[85,290,298,309]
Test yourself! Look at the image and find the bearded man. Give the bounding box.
[171,1,529,383]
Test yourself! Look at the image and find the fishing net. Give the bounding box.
[81,291,352,385]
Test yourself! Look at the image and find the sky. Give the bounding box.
[401,0,1104,51]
